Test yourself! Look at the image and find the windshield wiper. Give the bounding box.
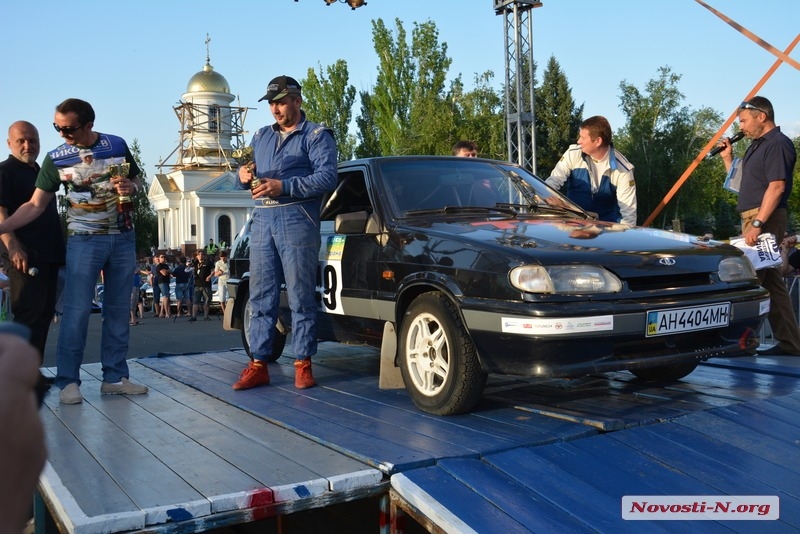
[496,202,591,219]
[405,205,516,217]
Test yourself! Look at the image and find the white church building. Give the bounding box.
[147,52,253,256]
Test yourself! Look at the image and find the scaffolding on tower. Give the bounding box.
[494,0,542,174]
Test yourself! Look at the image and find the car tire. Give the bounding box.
[629,361,698,381]
[239,285,286,363]
[399,292,487,415]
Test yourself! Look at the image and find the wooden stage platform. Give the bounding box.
[36,343,800,533]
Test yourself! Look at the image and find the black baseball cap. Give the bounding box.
[258,75,302,102]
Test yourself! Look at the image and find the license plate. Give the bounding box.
[646,303,730,337]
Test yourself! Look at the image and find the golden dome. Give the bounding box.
[186,62,230,94]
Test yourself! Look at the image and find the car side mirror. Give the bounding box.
[335,211,368,234]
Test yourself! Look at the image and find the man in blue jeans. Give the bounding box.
[0,98,148,404]
[233,75,337,390]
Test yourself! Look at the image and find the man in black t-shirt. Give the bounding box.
[189,249,214,322]
[0,121,65,366]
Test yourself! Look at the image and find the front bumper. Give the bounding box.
[461,288,769,377]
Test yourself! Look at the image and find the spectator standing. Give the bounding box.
[720,96,800,356]
[189,249,214,322]
[0,121,66,372]
[214,250,230,313]
[546,115,637,225]
[0,98,148,404]
[233,75,337,391]
[130,267,142,326]
[155,253,172,318]
[173,256,192,317]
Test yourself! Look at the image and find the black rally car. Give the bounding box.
[224,156,768,415]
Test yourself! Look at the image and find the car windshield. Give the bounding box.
[375,158,585,219]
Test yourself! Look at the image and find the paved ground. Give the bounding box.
[42,308,243,368]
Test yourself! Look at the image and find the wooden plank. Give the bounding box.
[76,365,329,511]
[675,410,800,472]
[632,421,800,497]
[608,425,800,530]
[128,364,380,492]
[712,403,800,445]
[38,404,145,534]
[139,355,437,473]
[434,458,599,532]
[391,469,527,534]
[143,352,596,465]
[481,447,645,533]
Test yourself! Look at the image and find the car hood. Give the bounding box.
[398,217,742,277]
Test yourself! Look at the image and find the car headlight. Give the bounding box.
[718,256,757,282]
[509,265,622,294]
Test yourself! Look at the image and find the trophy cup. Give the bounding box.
[108,162,133,213]
[232,146,260,190]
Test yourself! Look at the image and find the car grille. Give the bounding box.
[625,272,712,292]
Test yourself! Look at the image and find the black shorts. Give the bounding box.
[193,286,211,305]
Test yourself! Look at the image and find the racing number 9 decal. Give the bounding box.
[317,260,344,314]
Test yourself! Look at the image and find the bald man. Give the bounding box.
[0,121,65,372]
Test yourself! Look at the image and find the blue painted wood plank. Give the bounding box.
[483,447,648,533]
[675,410,800,474]
[608,425,800,530]
[711,402,800,445]
[629,421,800,498]
[435,457,607,533]
[391,467,531,533]
[140,355,440,473]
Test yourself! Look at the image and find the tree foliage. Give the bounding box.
[449,71,506,160]
[130,139,157,256]
[301,60,357,161]
[535,55,583,176]
[615,66,729,232]
[356,18,508,160]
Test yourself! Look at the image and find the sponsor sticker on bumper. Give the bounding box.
[646,303,730,337]
[502,316,614,335]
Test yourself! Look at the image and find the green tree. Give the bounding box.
[406,20,455,155]
[450,71,506,160]
[354,90,381,158]
[301,60,357,161]
[616,66,724,229]
[367,18,415,156]
[534,56,583,176]
[130,139,157,256]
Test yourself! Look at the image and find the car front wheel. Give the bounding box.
[399,292,487,415]
[239,285,286,363]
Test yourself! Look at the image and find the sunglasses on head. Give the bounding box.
[739,102,767,115]
[52,123,84,135]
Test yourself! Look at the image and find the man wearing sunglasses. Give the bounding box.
[719,96,800,356]
[0,98,149,403]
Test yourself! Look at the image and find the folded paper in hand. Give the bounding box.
[729,233,781,270]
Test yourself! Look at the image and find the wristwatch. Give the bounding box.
[752,219,763,228]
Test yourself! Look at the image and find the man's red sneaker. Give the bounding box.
[233,360,270,390]
[294,357,316,389]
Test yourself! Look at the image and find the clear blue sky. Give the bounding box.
[1,0,798,179]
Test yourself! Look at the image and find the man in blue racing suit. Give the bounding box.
[233,75,337,391]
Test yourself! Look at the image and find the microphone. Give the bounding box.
[27,267,38,277]
[706,131,745,159]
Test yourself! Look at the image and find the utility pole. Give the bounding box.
[494,0,542,174]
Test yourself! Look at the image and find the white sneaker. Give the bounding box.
[59,383,83,404]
